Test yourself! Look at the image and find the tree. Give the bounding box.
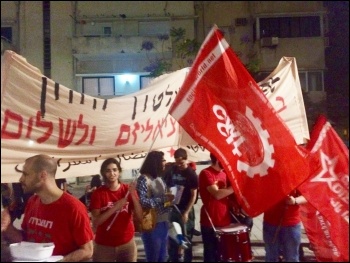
[142,27,200,77]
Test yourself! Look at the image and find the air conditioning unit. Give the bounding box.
[260,37,279,47]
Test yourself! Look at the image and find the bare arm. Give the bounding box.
[182,188,197,223]
[286,195,307,206]
[207,184,233,200]
[1,208,24,243]
[129,182,143,222]
[62,240,93,262]
[91,198,127,227]
[295,195,307,205]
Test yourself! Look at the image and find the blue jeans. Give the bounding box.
[141,221,169,262]
[263,222,301,262]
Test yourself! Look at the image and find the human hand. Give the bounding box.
[87,186,97,193]
[114,198,127,211]
[164,190,174,207]
[128,181,137,193]
[285,195,296,205]
[182,211,189,223]
[165,193,175,203]
[1,208,12,232]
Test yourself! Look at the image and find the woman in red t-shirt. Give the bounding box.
[90,158,143,262]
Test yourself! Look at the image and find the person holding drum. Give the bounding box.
[198,152,234,262]
[263,189,307,262]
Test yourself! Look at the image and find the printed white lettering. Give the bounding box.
[28,217,53,229]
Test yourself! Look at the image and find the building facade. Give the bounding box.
[1,1,348,141]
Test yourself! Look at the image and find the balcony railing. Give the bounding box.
[72,35,172,61]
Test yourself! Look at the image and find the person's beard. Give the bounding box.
[218,162,223,169]
[22,180,40,194]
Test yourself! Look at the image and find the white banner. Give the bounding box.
[1,51,308,182]
[1,51,209,182]
[258,56,309,145]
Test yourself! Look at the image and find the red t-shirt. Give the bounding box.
[263,196,301,226]
[21,192,94,256]
[89,183,137,246]
[199,166,232,227]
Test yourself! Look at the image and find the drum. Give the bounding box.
[216,223,252,262]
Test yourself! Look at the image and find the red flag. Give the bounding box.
[298,115,349,261]
[300,203,346,262]
[169,25,310,216]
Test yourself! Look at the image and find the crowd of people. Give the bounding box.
[1,149,308,262]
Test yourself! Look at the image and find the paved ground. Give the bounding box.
[68,178,317,262]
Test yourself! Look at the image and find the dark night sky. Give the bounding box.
[324,1,349,124]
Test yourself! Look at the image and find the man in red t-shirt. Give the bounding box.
[199,152,234,262]
[263,190,307,262]
[1,154,94,262]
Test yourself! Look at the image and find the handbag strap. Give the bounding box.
[144,175,152,198]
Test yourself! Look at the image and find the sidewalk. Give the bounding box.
[68,180,317,262]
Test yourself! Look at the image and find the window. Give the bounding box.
[1,27,13,42]
[140,75,153,89]
[82,74,142,96]
[256,71,324,92]
[259,16,321,38]
[104,27,111,36]
[299,71,324,92]
[83,77,115,96]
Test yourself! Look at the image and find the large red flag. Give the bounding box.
[169,25,310,216]
[298,115,349,261]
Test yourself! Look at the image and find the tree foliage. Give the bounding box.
[142,27,200,77]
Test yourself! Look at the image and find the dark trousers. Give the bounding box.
[201,225,219,262]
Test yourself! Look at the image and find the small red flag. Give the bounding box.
[169,25,310,216]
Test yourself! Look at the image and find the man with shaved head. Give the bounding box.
[1,154,94,262]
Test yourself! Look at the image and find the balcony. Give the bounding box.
[72,35,172,62]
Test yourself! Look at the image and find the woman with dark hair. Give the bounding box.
[79,174,103,207]
[136,151,174,262]
[89,158,143,262]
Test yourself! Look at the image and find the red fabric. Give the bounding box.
[22,192,94,256]
[199,166,232,227]
[300,203,344,262]
[298,115,349,262]
[263,192,301,226]
[169,26,310,216]
[188,162,197,171]
[89,184,137,246]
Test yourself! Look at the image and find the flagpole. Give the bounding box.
[272,201,289,244]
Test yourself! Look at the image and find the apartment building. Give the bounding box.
[1,1,348,140]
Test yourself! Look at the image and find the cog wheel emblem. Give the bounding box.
[237,107,275,178]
